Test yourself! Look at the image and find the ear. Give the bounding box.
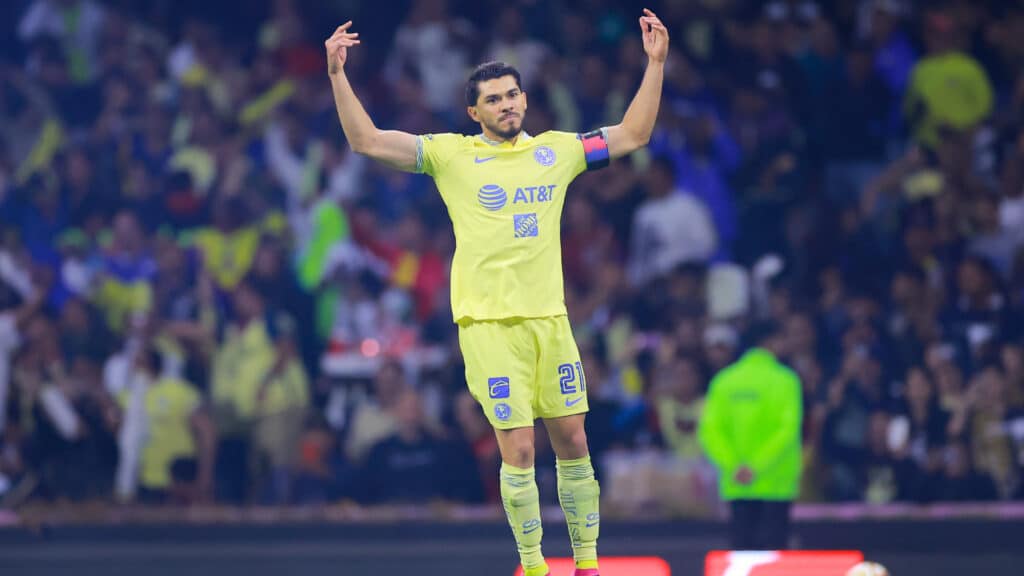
[521,91,528,113]
[467,105,479,122]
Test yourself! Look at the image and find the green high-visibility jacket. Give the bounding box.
[698,348,803,501]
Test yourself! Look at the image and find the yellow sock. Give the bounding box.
[557,456,600,570]
[501,463,548,575]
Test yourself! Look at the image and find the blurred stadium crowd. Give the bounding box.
[1,0,1024,511]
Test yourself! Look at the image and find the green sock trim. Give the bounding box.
[501,463,535,476]
[576,559,599,570]
[557,455,592,467]
[556,455,593,480]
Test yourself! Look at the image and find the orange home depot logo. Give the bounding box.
[514,557,671,575]
[705,551,864,576]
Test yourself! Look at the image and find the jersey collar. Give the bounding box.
[478,131,532,147]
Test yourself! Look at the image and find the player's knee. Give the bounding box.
[503,443,535,468]
[497,431,535,467]
[561,427,589,457]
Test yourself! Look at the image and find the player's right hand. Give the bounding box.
[325,21,361,75]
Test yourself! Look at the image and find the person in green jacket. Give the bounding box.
[698,321,802,550]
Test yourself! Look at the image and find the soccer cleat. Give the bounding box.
[573,570,600,576]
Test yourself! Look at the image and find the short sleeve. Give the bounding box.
[417,133,463,176]
[542,131,588,177]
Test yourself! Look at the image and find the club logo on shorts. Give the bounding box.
[534,146,556,166]
[478,184,507,211]
[514,213,538,238]
[494,402,512,421]
[488,376,510,399]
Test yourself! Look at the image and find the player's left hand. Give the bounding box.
[640,8,669,63]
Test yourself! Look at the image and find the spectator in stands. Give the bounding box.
[938,439,998,501]
[192,196,261,292]
[904,9,993,148]
[628,157,717,286]
[1002,343,1024,408]
[861,409,899,504]
[652,352,705,461]
[253,313,310,504]
[650,108,740,260]
[94,210,156,333]
[821,347,886,501]
[362,388,479,503]
[344,359,408,464]
[960,365,1022,499]
[119,347,213,505]
[888,366,950,502]
[211,279,273,503]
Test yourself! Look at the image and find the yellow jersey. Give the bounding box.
[211,319,274,423]
[417,131,589,323]
[118,377,200,489]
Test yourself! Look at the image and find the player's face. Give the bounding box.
[470,75,527,140]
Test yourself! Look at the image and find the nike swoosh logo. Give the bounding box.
[585,521,599,528]
[565,397,584,407]
[474,155,497,163]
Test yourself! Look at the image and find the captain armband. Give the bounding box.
[578,128,610,171]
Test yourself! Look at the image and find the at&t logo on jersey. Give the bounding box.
[514,213,539,238]
[478,184,507,211]
[480,184,557,210]
[513,184,557,205]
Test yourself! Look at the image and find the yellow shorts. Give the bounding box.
[458,315,588,429]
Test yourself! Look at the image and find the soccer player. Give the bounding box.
[325,9,668,576]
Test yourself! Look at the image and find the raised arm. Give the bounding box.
[606,8,669,160]
[326,22,419,172]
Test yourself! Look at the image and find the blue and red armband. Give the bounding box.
[579,128,610,171]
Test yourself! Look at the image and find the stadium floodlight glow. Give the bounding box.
[514,556,671,575]
[705,550,865,576]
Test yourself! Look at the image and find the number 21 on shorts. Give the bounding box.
[558,361,586,394]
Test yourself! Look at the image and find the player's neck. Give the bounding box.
[480,128,524,146]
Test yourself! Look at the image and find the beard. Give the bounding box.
[486,115,522,139]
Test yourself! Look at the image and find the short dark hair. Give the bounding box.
[745,320,784,349]
[465,61,522,106]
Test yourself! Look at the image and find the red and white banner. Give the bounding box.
[705,550,864,576]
